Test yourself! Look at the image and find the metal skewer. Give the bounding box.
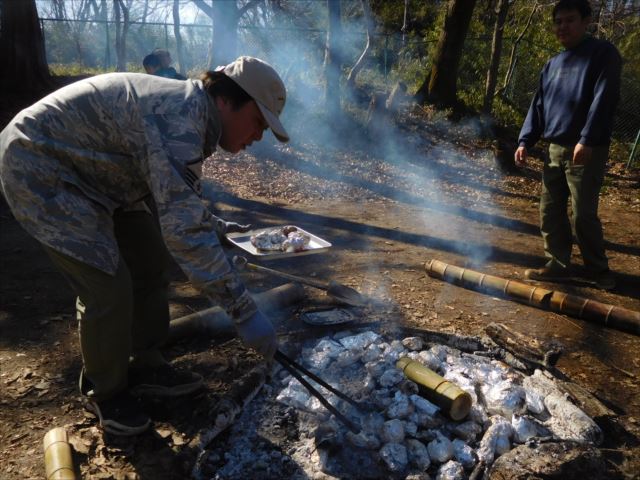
[274,350,361,434]
[275,350,365,410]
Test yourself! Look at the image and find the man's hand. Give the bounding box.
[514,146,528,167]
[572,143,592,166]
[235,310,278,359]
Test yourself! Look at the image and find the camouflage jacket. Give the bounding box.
[0,73,247,307]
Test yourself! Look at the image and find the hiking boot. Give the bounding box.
[129,364,203,398]
[83,391,151,436]
[588,270,616,290]
[524,263,570,282]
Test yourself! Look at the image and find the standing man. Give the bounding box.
[515,0,621,290]
[142,53,161,75]
[0,56,289,435]
[152,48,187,80]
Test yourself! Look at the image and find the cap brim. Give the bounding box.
[256,101,289,143]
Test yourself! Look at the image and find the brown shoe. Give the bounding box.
[524,264,570,282]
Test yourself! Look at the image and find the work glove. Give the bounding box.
[235,310,278,359]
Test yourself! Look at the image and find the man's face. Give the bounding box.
[158,52,171,68]
[216,98,269,153]
[553,9,590,49]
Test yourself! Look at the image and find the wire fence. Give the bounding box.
[40,18,640,160]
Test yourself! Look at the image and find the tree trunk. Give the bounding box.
[212,1,239,66]
[192,0,239,67]
[416,0,477,109]
[113,0,129,72]
[173,0,186,75]
[102,0,110,70]
[0,0,53,93]
[482,0,510,114]
[324,0,342,115]
[346,0,373,91]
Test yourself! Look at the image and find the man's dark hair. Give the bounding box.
[200,71,253,110]
[553,0,592,19]
[152,48,170,58]
[143,53,160,69]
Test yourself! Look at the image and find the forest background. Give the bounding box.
[8,0,640,163]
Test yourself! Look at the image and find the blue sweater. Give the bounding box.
[518,36,621,149]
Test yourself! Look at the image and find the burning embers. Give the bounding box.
[274,330,602,479]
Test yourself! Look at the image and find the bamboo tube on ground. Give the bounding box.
[43,427,75,480]
[396,357,472,421]
[426,259,640,336]
[168,282,306,341]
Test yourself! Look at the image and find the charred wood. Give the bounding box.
[190,363,270,479]
[485,322,563,372]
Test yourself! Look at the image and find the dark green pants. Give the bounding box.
[44,209,171,400]
[540,143,609,273]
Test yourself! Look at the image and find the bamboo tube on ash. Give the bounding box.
[168,282,306,341]
[396,357,472,421]
[43,427,75,480]
[426,259,640,336]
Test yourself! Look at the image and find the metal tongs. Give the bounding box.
[274,350,367,434]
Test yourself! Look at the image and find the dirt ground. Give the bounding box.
[1,82,639,480]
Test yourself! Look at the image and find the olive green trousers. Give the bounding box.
[540,143,610,273]
[44,209,171,400]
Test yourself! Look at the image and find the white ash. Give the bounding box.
[480,380,526,420]
[204,332,601,480]
[449,420,482,442]
[380,442,409,472]
[452,438,476,469]
[406,438,431,470]
[387,391,414,419]
[427,431,454,463]
[404,420,418,437]
[379,368,405,387]
[382,418,406,443]
[411,394,440,416]
[402,336,425,351]
[511,414,540,443]
[436,460,465,480]
[544,392,603,444]
[417,350,442,371]
[476,415,513,464]
[337,330,381,351]
[362,343,384,363]
[525,388,546,415]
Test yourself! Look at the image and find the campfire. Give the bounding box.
[193,326,602,480]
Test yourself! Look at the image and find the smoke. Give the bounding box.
[201,3,533,302]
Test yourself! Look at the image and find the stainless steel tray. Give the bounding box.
[226,226,332,259]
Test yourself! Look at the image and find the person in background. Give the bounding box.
[0,56,289,435]
[515,0,621,290]
[142,53,161,75]
[152,48,187,80]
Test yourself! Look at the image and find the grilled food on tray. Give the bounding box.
[250,226,311,252]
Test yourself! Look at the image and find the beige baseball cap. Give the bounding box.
[221,56,289,142]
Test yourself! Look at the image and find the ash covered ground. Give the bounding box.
[196,329,605,480]
[1,98,639,479]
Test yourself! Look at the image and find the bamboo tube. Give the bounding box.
[43,427,75,480]
[396,357,472,421]
[168,282,306,341]
[426,259,640,336]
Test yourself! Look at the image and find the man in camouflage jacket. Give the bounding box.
[0,56,289,435]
